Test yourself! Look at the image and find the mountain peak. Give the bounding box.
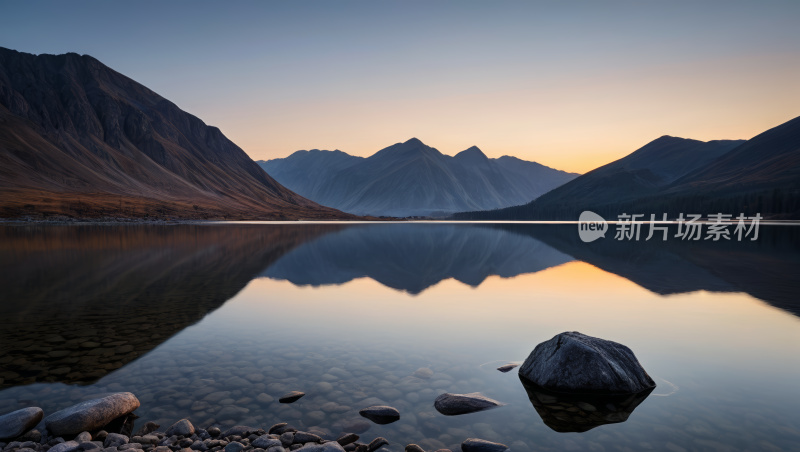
[454,145,490,166]
[405,137,424,146]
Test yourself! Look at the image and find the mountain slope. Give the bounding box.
[259,139,578,217]
[452,127,800,220]
[666,115,800,194]
[0,47,353,220]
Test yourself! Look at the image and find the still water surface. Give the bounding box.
[1,223,799,451]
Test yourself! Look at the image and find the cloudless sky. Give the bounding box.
[2,0,799,173]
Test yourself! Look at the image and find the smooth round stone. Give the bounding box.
[358,406,400,425]
[49,441,81,452]
[312,382,333,394]
[339,420,370,434]
[75,432,93,442]
[434,393,504,416]
[104,433,129,448]
[165,420,195,437]
[224,442,244,452]
[405,445,425,452]
[45,393,140,437]
[461,439,508,452]
[279,392,306,404]
[367,437,389,452]
[0,407,44,441]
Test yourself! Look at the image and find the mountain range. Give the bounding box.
[258,139,578,217]
[454,115,800,220]
[0,47,352,220]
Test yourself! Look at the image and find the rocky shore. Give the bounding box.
[0,394,508,452]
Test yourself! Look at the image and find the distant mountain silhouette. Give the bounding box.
[454,116,800,220]
[261,223,574,294]
[259,223,800,317]
[258,138,578,217]
[0,47,353,220]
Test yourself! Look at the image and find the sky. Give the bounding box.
[2,1,799,173]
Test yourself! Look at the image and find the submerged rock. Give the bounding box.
[279,392,305,403]
[338,420,370,434]
[518,331,656,394]
[433,393,504,416]
[413,368,433,379]
[44,393,140,437]
[518,375,654,433]
[461,439,507,452]
[0,407,44,441]
[405,445,425,452]
[496,363,518,373]
[358,406,400,425]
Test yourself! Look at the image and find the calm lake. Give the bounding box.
[1,222,800,452]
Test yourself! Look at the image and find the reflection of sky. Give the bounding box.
[3,1,800,172]
[226,261,800,392]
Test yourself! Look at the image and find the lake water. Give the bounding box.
[1,222,800,452]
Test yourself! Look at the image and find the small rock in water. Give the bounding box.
[366,438,388,452]
[292,432,321,444]
[221,426,252,438]
[75,433,92,443]
[279,432,294,448]
[496,363,518,373]
[433,393,504,416]
[0,407,44,441]
[267,424,286,435]
[104,433,128,448]
[336,434,359,447]
[165,420,195,438]
[251,436,281,449]
[279,392,305,404]
[518,331,656,394]
[405,445,425,452]
[358,406,400,425]
[413,368,433,379]
[133,422,161,437]
[461,439,508,452]
[207,427,221,438]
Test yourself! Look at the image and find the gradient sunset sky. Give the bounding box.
[3,0,799,173]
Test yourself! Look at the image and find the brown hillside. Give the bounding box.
[0,48,354,220]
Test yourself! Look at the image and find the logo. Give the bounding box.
[579,211,607,242]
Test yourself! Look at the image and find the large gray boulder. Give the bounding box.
[44,393,140,437]
[518,332,656,394]
[0,407,43,441]
[433,393,504,416]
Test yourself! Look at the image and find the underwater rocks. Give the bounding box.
[433,393,504,416]
[518,375,655,433]
[357,407,399,425]
[518,331,656,394]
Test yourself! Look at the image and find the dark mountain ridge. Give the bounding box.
[453,116,800,220]
[258,138,579,217]
[0,47,353,220]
